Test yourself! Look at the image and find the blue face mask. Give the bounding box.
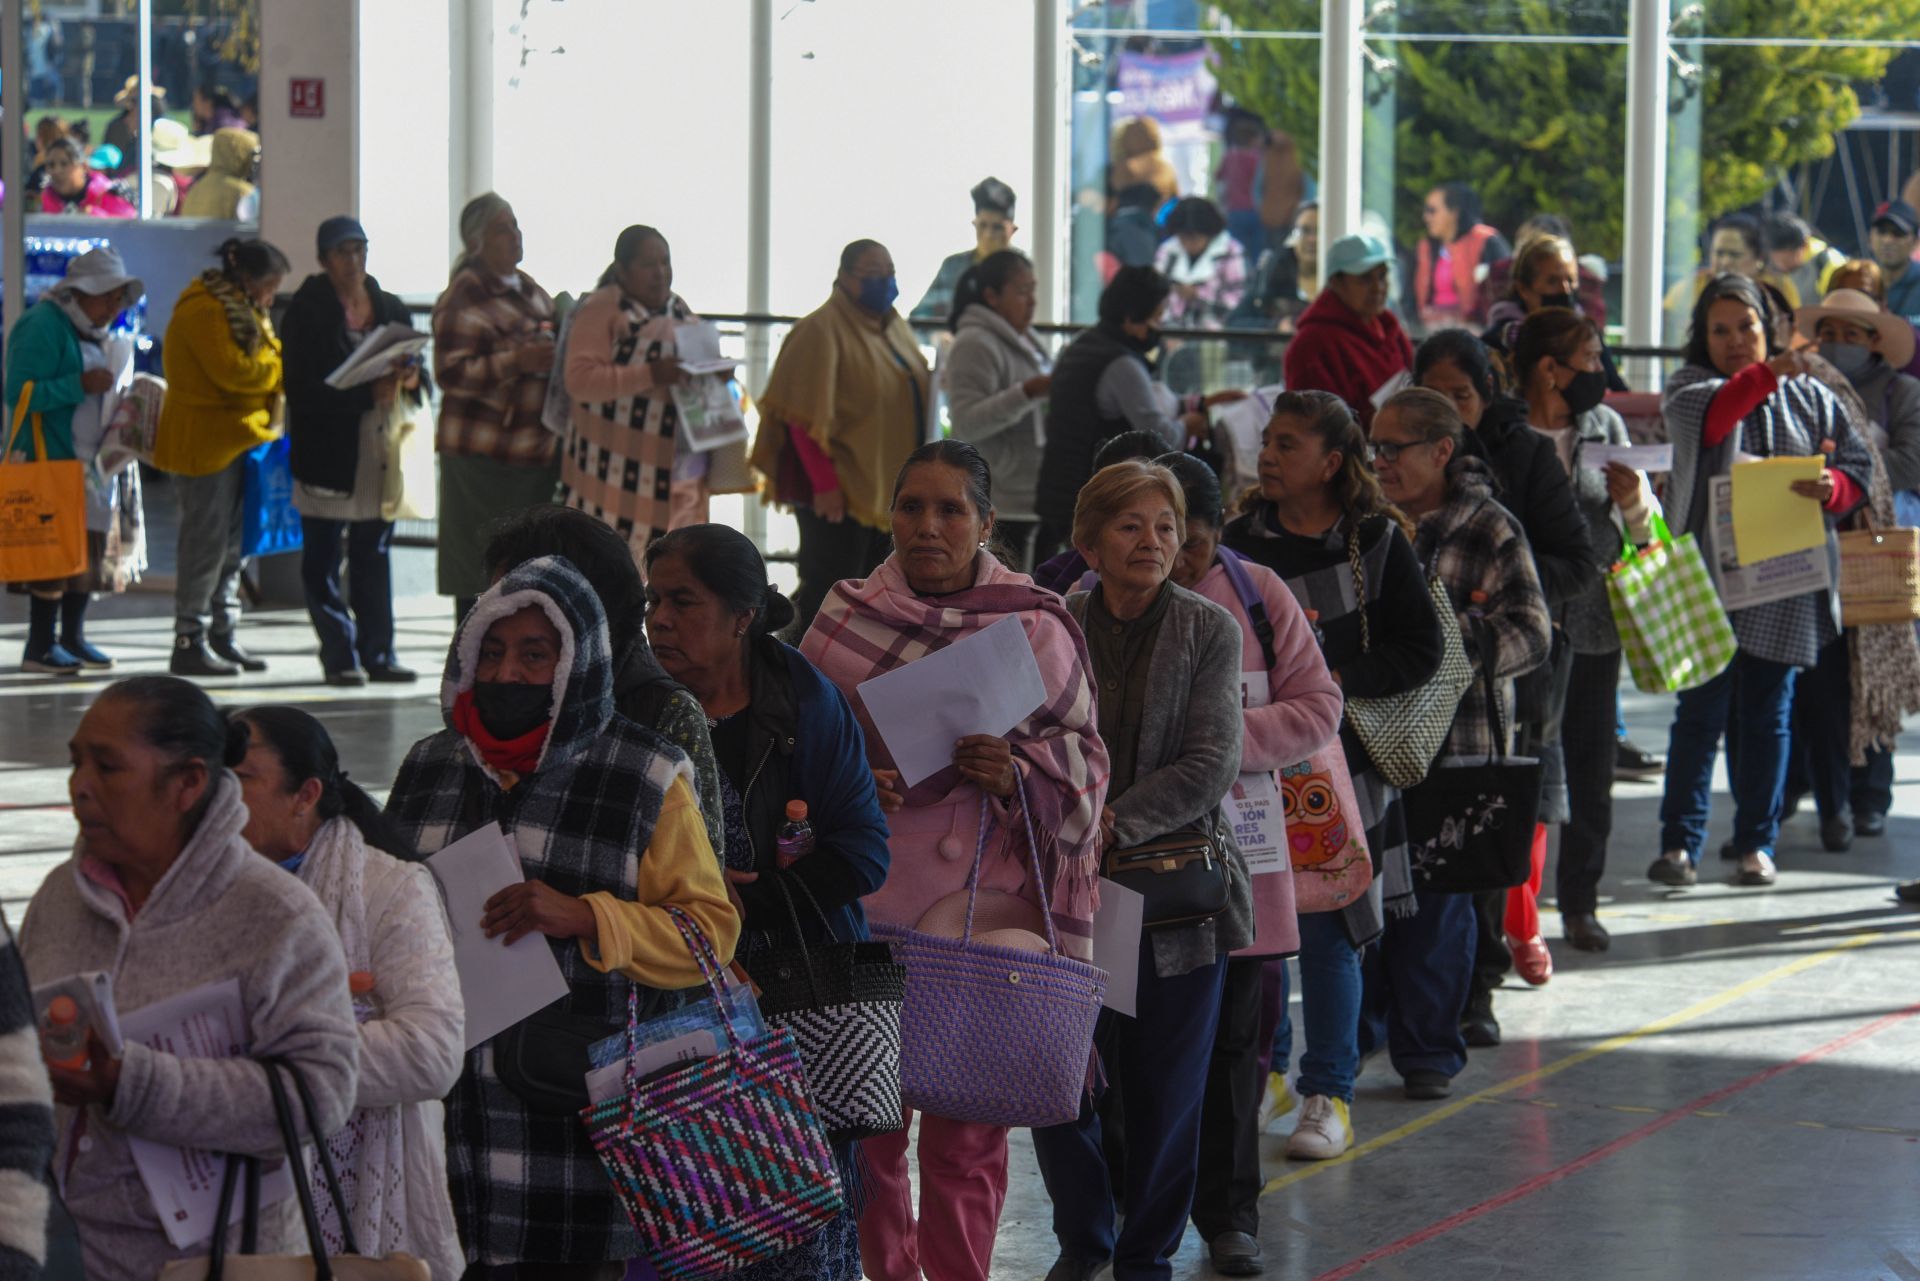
[857,274,900,314]
[1822,341,1874,381]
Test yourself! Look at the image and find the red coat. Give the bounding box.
[1282,290,1415,429]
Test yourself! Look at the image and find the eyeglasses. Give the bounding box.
[1366,439,1433,465]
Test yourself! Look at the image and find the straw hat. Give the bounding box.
[149,117,211,170]
[113,75,166,107]
[1795,288,1916,370]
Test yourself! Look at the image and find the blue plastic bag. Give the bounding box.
[240,436,302,557]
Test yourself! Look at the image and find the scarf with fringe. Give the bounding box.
[198,268,273,356]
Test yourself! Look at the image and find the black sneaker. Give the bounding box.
[171,633,239,677]
[1820,816,1854,853]
[209,632,268,672]
[1614,739,1665,780]
[1895,880,1920,905]
[366,663,419,683]
[325,668,369,688]
[1044,1254,1110,1281]
[1648,853,1698,886]
[1461,995,1501,1048]
[1404,1070,1453,1100]
[1857,811,1888,838]
[1208,1231,1266,1276]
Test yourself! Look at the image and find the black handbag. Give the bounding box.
[740,877,907,1143]
[1102,820,1231,929]
[494,1001,620,1116]
[1404,616,1544,894]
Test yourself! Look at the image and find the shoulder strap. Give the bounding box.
[1345,517,1373,654]
[1216,547,1276,670]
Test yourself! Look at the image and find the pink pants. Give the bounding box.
[1503,822,1548,939]
[858,1108,1009,1281]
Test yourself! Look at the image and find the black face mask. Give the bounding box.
[471,682,553,739]
[1536,292,1576,312]
[1559,365,1609,418]
[1123,325,1163,355]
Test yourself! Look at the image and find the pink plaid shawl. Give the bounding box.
[802,551,1109,949]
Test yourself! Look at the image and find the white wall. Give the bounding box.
[359,0,455,299]
[258,0,358,279]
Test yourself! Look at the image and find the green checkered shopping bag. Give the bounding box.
[1607,512,1736,693]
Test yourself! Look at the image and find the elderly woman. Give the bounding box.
[432,193,559,622]
[6,247,140,675]
[383,554,735,1274]
[645,523,891,1281]
[483,503,724,857]
[282,215,425,686]
[558,225,743,561]
[944,249,1051,569]
[1027,457,1250,1281]
[801,439,1107,1281]
[20,675,359,1281]
[1657,275,1873,889]
[1284,235,1415,431]
[1222,390,1444,1148]
[37,135,136,217]
[1367,388,1551,1097]
[153,237,289,677]
[1161,453,1341,1277]
[751,238,929,635]
[230,706,464,1281]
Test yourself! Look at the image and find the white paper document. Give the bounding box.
[671,320,734,375]
[584,1029,720,1104]
[325,322,430,390]
[1227,771,1289,875]
[1579,442,1673,473]
[1707,475,1831,612]
[1212,385,1280,500]
[424,823,571,1050]
[118,980,294,1248]
[856,614,1049,788]
[1091,878,1144,1017]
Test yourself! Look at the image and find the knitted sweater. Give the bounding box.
[20,776,360,1281]
[152,276,283,477]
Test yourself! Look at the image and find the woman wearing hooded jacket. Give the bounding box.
[1366,388,1551,1099]
[229,705,464,1281]
[943,249,1051,570]
[21,675,360,1281]
[383,555,737,1274]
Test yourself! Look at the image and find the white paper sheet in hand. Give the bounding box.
[1579,442,1673,472]
[672,320,734,375]
[1091,878,1144,1016]
[856,614,1049,788]
[119,979,294,1247]
[325,322,431,389]
[425,823,571,1049]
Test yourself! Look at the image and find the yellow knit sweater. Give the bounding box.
[153,277,284,476]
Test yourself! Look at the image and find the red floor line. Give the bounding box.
[1308,1000,1920,1281]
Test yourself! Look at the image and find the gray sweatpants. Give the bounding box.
[173,457,246,636]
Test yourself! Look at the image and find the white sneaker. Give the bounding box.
[1285,1094,1354,1160]
[1257,1070,1296,1132]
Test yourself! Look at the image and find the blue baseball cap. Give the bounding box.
[1324,233,1393,279]
[316,215,368,257]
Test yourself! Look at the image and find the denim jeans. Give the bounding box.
[1358,887,1475,1080]
[1269,910,1363,1103]
[299,516,396,674]
[1660,650,1798,859]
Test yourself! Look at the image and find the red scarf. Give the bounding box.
[451,689,550,776]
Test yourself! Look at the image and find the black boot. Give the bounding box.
[171,632,239,677]
[209,630,268,672]
[58,591,112,668]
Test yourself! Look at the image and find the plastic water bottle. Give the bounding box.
[40,995,89,1070]
[775,801,815,869]
[348,971,379,1025]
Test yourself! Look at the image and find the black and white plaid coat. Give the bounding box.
[1412,462,1553,761]
[385,555,692,1265]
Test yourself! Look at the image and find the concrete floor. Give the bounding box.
[5,582,1920,1280]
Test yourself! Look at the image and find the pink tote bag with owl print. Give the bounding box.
[1278,739,1374,915]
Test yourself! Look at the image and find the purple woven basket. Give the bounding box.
[875,786,1107,1128]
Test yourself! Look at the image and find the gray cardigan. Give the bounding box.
[1067,582,1254,977]
[945,306,1051,521]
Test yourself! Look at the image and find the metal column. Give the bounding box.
[448,0,495,255]
[1318,0,1364,246]
[4,0,24,335]
[1031,0,1064,325]
[1622,0,1671,389]
[137,0,153,219]
[743,0,773,550]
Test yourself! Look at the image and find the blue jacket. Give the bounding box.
[732,637,891,947]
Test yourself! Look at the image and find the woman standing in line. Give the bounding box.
[154,237,289,677]
[432,193,558,623]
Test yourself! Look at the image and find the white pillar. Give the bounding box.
[743,0,774,549]
[1623,0,1671,388]
[137,0,154,219]
[449,0,496,258]
[259,0,360,263]
[1031,0,1065,325]
[3,5,24,336]
[1318,0,1364,246]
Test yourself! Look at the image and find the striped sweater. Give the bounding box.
[0,908,51,1281]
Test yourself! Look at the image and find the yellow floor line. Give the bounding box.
[1262,930,1880,1193]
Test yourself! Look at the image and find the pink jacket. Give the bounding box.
[1191,554,1343,955]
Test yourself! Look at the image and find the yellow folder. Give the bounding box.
[1730,456,1826,565]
